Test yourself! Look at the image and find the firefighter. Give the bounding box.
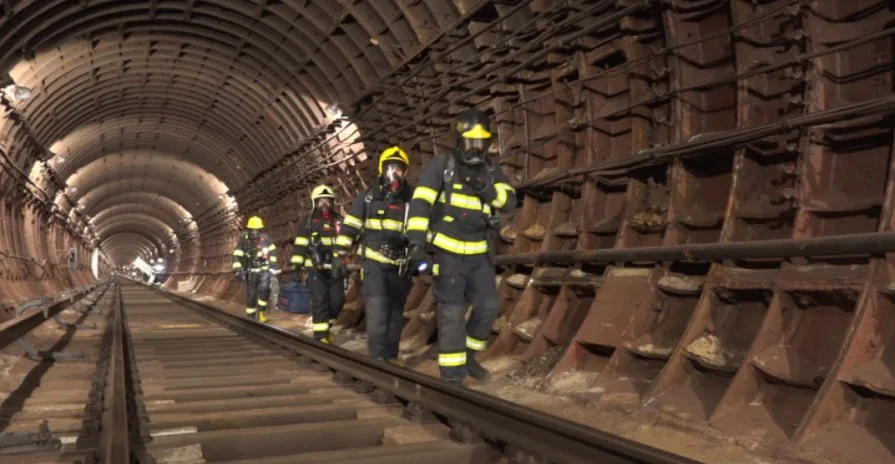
[291,184,348,343]
[335,146,414,365]
[232,216,277,323]
[406,108,517,385]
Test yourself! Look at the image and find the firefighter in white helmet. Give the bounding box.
[290,185,347,343]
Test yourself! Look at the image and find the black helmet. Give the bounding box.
[454,108,492,165]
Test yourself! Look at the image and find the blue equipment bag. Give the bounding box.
[277,280,311,313]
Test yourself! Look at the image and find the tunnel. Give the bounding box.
[1,1,894,462]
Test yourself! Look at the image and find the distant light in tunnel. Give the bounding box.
[326,104,343,119]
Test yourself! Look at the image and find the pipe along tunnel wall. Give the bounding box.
[1,1,894,463]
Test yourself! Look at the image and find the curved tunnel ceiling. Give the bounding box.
[1,0,465,264]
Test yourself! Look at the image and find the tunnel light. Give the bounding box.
[2,84,33,103]
[326,104,343,119]
[54,156,65,165]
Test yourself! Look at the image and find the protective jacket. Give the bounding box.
[291,212,343,270]
[232,231,277,272]
[406,152,516,255]
[335,182,414,265]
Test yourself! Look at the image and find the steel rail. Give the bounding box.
[0,282,105,351]
[148,283,700,464]
[495,231,895,266]
[97,283,129,463]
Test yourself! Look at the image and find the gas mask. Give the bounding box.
[316,198,333,219]
[381,162,406,193]
[249,230,260,240]
[460,137,490,165]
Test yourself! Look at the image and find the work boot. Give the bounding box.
[443,377,467,388]
[320,335,332,344]
[386,358,406,368]
[467,351,489,382]
[258,311,269,323]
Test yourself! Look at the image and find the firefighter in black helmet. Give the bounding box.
[291,185,347,343]
[335,146,414,365]
[232,216,277,323]
[406,108,517,385]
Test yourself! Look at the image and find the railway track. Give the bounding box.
[0,279,700,463]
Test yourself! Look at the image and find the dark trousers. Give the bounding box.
[362,260,411,360]
[245,271,271,318]
[431,253,499,381]
[308,269,345,340]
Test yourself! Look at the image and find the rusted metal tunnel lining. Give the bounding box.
[1,1,894,463]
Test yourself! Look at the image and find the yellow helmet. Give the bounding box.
[378,146,410,175]
[246,216,264,229]
[310,184,336,203]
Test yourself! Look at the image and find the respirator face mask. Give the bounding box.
[382,162,406,191]
[461,137,489,164]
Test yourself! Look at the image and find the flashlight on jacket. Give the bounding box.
[417,261,429,273]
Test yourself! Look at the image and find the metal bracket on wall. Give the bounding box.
[52,315,96,330]
[14,298,48,319]
[0,420,62,455]
[15,338,84,361]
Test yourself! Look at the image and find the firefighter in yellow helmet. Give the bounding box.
[335,146,414,365]
[291,184,347,343]
[406,108,517,385]
[232,215,277,323]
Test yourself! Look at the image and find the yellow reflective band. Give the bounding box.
[232,262,243,268]
[290,255,303,264]
[232,249,245,256]
[343,214,363,228]
[313,322,330,332]
[461,123,491,139]
[438,352,467,367]
[336,235,353,247]
[294,236,309,246]
[269,255,278,262]
[492,183,514,208]
[361,248,399,266]
[431,233,488,255]
[320,237,335,246]
[407,217,429,232]
[258,300,268,307]
[440,192,483,211]
[267,244,277,251]
[256,251,264,257]
[365,218,403,232]
[426,230,434,243]
[433,263,440,276]
[413,186,438,205]
[246,308,257,314]
[466,336,487,351]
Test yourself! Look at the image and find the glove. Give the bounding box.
[407,244,429,275]
[488,215,501,229]
[332,256,348,278]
